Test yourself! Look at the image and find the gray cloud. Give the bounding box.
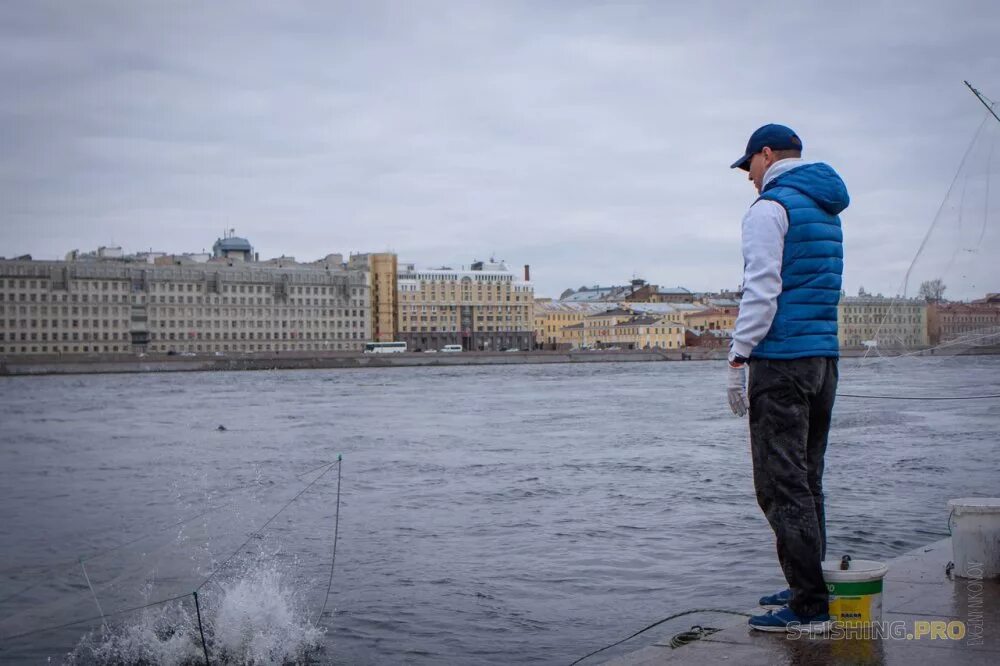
[1,0,998,298]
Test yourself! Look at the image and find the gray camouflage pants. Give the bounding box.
[749,357,838,618]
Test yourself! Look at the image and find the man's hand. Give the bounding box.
[727,361,749,417]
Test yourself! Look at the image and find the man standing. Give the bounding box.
[727,124,849,632]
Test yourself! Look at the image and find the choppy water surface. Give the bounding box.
[1,357,998,664]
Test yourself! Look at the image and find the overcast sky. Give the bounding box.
[1,1,998,298]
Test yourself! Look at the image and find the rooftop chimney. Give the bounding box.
[524,264,530,282]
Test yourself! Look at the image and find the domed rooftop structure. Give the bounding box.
[212,231,254,262]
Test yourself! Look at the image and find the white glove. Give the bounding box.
[727,362,749,417]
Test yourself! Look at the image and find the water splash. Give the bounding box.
[66,560,324,665]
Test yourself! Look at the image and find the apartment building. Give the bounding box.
[684,307,738,332]
[609,316,686,350]
[626,284,696,303]
[0,256,370,355]
[396,260,533,351]
[560,284,634,302]
[0,261,132,355]
[534,300,613,349]
[927,302,1000,346]
[349,252,398,343]
[838,295,928,349]
[581,308,635,347]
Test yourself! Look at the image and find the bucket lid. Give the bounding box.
[821,558,888,582]
[948,497,1000,515]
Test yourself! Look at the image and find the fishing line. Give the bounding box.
[193,591,211,665]
[295,459,340,479]
[195,460,338,592]
[975,123,996,247]
[861,114,990,364]
[850,327,1000,375]
[895,115,988,300]
[837,392,1000,400]
[0,593,192,643]
[0,503,232,615]
[78,560,106,631]
[0,459,338,607]
[939,151,973,281]
[316,455,343,625]
[2,458,340,648]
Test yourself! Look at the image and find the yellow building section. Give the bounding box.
[537,302,692,350]
[609,317,686,349]
[560,322,585,348]
[533,300,613,348]
[683,308,737,332]
[582,308,634,347]
[367,253,398,342]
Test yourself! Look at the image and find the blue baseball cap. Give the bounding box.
[731,124,803,170]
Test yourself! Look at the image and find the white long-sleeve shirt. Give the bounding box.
[729,158,807,361]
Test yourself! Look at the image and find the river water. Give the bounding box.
[1,356,998,664]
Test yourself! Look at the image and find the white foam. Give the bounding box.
[67,559,324,665]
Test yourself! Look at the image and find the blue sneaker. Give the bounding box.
[748,606,832,633]
[758,588,791,609]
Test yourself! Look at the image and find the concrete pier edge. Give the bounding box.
[600,537,999,665]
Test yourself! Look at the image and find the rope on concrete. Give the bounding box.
[568,608,752,665]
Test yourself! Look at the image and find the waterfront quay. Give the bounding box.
[0,348,715,376]
[9,345,1000,378]
[3,347,1000,377]
[603,538,998,666]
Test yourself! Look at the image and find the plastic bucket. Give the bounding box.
[822,558,889,626]
[948,497,1000,579]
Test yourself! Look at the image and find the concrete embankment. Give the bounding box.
[0,349,720,376]
[2,346,997,377]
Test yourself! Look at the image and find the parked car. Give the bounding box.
[423,349,438,353]
[503,348,521,352]
[440,345,463,353]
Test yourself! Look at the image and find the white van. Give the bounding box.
[440,344,463,353]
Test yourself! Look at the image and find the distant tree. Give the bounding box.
[919,279,947,302]
[559,288,576,300]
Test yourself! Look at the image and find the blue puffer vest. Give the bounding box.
[752,162,849,359]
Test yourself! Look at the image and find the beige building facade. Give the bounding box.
[581,308,635,348]
[0,258,370,356]
[838,295,928,349]
[684,307,738,332]
[350,252,398,342]
[534,300,613,349]
[541,304,692,350]
[609,316,686,349]
[396,260,533,351]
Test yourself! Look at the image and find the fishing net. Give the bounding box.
[855,92,1000,369]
